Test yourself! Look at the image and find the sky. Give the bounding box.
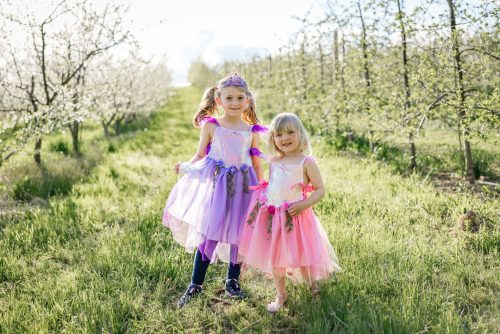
[120,0,326,85]
[7,0,481,86]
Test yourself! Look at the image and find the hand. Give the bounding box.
[287,201,308,217]
[174,161,181,174]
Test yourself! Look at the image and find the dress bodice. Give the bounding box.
[266,158,309,206]
[207,126,253,167]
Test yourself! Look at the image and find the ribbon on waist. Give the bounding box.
[249,180,268,191]
[291,182,315,195]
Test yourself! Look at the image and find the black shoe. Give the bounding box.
[177,283,202,308]
[225,279,245,299]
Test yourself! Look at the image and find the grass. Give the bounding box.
[0,86,499,333]
[323,124,499,184]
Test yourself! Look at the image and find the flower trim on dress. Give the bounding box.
[211,159,253,197]
[227,166,238,196]
[241,163,250,193]
[246,180,310,233]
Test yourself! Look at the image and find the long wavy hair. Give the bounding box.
[192,74,259,127]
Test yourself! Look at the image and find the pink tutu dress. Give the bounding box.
[163,117,266,264]
[239,156,341,285]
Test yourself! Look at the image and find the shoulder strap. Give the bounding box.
[250,124,268,133]
[301,156,314,166]
[202,117,220,126]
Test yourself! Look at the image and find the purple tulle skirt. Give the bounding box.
[163,157,258,264]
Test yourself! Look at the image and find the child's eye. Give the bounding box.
[276,133,282,137]
[288,130,295,134]
[238,96,244,100]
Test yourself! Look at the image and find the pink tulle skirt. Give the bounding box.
[239,191,342,285]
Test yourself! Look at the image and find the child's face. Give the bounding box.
[274,127,300,156]
[216,86,249,118]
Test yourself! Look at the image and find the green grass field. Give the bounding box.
[0,87,499,333]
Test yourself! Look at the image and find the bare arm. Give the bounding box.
[287,158,325,216]
[250,131,265,181]
[174,123,214,173]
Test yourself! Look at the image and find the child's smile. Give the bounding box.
[217,86,249,117]
[275,129,300,155]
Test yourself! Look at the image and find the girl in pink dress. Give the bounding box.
[239,112,341,313]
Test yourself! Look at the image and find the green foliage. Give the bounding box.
[188,59,217,88]
[466,231,500,255]
[214,0,499,183]
[11,163,84,201]
[49,140,70,156]
[451,148,498,179]
[0,88,498,333]
[107,142,116,153]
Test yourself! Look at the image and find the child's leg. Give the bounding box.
[299,267,319,295]
[227,262,241,280]
[272,270,287,296]
[225,245,244,298]
[268,270,287,312]
[299,267,312,285]
[310,281,319,295]
[191,249,210,285]
[178,248,209,308]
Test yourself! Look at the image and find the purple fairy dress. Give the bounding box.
[163,117,265,264]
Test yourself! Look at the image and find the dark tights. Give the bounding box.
[191,249,241,285]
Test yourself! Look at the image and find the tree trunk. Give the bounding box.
[357,1,371,89]
[409,132,417,170]
[34,137,42,166]
[268,54,272,81]
[70,120,81,155]
[447,0,474,184]
[114,119,122,135]
[397,0,417,171]
[318,33,325,94]
[464,140,474,181]
[341,33,346,89]
[300,36,307,101]
[103,122,110,137]
[357,1,374,151]
[333,30,339,83]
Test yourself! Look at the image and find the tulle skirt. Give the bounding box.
[163,157,258,264]
[239,190,341,285]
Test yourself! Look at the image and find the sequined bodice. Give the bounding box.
[207,127,253,167]
[266,161,305,206]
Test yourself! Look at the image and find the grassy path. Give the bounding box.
[1,87,499,333]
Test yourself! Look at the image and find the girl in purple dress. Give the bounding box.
[162,74,265,307]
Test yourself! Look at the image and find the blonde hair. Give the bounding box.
[193,74,259,127]
[267,113,312,158]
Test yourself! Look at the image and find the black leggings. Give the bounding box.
[191,249,241,285]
